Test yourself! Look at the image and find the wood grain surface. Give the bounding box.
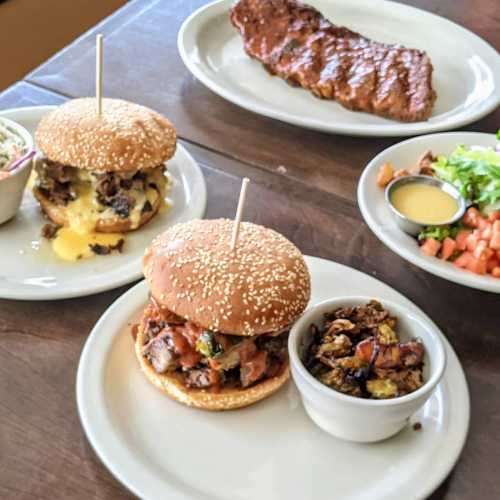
[0,0,499,498]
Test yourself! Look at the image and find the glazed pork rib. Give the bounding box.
[230,0,436,122]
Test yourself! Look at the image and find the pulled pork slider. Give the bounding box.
[33,98,176,233]
[136,218,311,410]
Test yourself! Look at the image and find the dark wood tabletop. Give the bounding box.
[0,1,499,499]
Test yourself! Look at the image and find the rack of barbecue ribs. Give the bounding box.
[230,0,437,122]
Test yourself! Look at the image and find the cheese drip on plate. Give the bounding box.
[51,185,123,261]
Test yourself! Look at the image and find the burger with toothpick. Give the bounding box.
[135,182,311,410]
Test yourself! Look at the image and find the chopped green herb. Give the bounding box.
[195,331,224,358]
[418,225,460,242]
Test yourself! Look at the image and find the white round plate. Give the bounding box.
[178,0,500,137]
[77,256,469,500]
[358,132,500,293]
[0,106,206,300]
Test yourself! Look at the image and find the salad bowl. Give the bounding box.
[358,132,500,293]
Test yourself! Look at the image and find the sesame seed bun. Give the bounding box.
[143,219,311,336]
[35,98,177,172]
[34,186,161,233]
[135,325,290,410]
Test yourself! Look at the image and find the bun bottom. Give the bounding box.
[33,187,160,233]
[135,326,290,411]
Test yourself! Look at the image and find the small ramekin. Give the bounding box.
[385,175,466,236]
[289,296,446,443]
[0,117,34,225]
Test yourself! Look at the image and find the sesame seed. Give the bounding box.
[144,219,310,335]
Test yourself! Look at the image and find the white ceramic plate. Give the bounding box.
[358,132,500,293]
[0,106,206,300]
[77,256,469,500]
[178,0,500,137]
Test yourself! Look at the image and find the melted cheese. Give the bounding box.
[51,184,124,261]
[65,184,101,233]
[43,165,171,262]
[52,228,123,261]
[27,169,37,190]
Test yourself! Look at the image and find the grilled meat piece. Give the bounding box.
[38,184,74,206]
[328,299,397,334]
[41,223,60,240]
[35,159,75,206]
[241,350,269,387]
[211,338,257,371]
[44,160,76,183]
[140,300,288,390]
[109,194,135,218]
[142,332,179,373]
[89,239,125,256]
[185,368,213,389]
[230,0,436,122]
[355,338,424,368]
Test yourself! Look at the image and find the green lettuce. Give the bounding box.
[432,144,500,214]
[418,225,459,242]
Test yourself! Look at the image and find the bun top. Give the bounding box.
[143,219,311,336]
[35,98,177,172]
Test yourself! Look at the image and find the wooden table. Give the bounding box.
[1,1,499,499]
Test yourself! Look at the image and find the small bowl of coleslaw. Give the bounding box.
[0,117,35,225]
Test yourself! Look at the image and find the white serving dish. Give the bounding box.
[178,0,500,136]
[289,296,446,442]
[357,132,500,293]
[0,117,34,225]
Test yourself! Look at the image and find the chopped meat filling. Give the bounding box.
[139,299,289,391]
[41,223,60,240]
[305,300,425,399]
[34,158,166,220]
[89,239,125,255]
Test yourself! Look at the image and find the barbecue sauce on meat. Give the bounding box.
[141,299,288,390]
[230,0,436,122]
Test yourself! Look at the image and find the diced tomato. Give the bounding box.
[493,220,500,234]
[492,267,500,278]
[394,168,410,179]
[480,223,493,241]
[466,256,487,275]
[455,229,471,251]
[453,252,472,268]
[473,241,494,261]
[488,211,500,222]
[490,232,500,251]
[463,207,482,228]
[421,238,441,257]
[440,237,457,261]
[487,257,499,272]
[477,217,491,231]
[497,250,500,260]
[377,162,394,187]
[466,232,480,252]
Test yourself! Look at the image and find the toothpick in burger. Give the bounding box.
[33,97,176,260]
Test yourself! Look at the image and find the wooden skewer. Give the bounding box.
[96,34,103,116]
[230,177,250,251]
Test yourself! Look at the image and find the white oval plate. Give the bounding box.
[358,132,500,293]
[77,256,469,500]
[0,106,206,300]
[178,0,500,137]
